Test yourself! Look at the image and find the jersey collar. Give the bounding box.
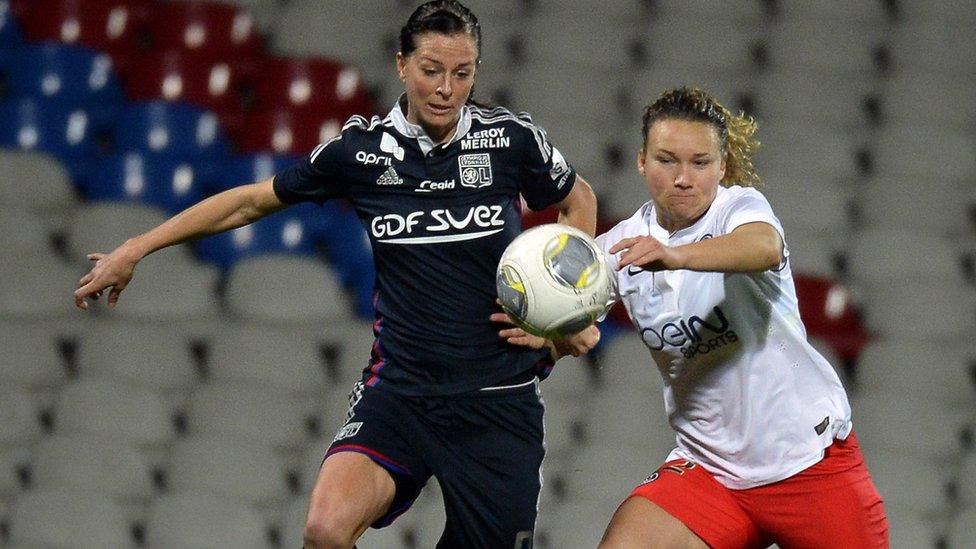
[387,95,472,155]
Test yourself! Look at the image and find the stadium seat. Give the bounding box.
[185,382,319,448]
[753,71,874,130]
[860,276,976,342]
[0,98,99,168]
[845,229,965,285]
[648,0,765,23]
[251,56,372,119]
[166,435,291,504]
[1,42,124,115]
[64,201,170,261]
[82,152,209,214]
[861,451,951,515]
[76,320,198,391]
[521,14,639,71]
[792,274,870,365]
[28,433,155,500]
[855,174,971,235]
[0,322,66,389]
[880,72,975,131]
[0,387,40,447]
[224,254,353,323]
[0,254,79,319]
[113,100,230,158]
[884,507,940,549]
[105,247,220,320]
[271,0,406,75]
[146,491,269,548]
[0,208,54,256]
[946,506,976,549]
[757,121,860,185]
[956,453,976,507]
[8,489,133,547]
[12,0,153,75]
[766,17,883,77]
[124,49,246,117]
[195,204,320,270]
[887,20,976,75]
[0,150,76,223]
[850,389,967,460]
[206,322,330,394]
[211,153,297,194]
[55,378,178,446]
[234,108,345,156]
[771,0,885,24]
[782,230,842,279]
[0,0,23,50]
[643,15,762,73]
[872,124,976,181]
[149,1,263,59]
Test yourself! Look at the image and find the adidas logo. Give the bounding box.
[376,166,403,186]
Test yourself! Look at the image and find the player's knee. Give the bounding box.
[302,513,358,549]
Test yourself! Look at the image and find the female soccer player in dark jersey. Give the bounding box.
[75,2,599,547]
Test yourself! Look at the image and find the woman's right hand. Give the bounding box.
[74,245,142,310]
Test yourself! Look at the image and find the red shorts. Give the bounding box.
[628,433,889,548]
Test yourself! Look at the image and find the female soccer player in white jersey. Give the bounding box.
[74,2,600,547]
[587,87,889,548]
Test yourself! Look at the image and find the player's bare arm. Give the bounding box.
[74,178,286,310]
[555,174,597,236]
[610,221,783,273]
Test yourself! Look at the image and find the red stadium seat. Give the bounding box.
[149,1,262,59]
[125,50,245,115]
[251,56,373,118]
[233,109,345,156]
[12,0,153,75]
[793,273,871,365]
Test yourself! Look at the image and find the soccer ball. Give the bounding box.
[496,223,614,338]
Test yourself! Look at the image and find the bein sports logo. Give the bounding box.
[640,306,738,360]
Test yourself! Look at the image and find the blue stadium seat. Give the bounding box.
[0,98,97,178]
[0,42,124,128]
[81,152,209,214]
[211,153,298,194]
[194,203,320,270]
[112,100,230,159]
[0,0,23,50]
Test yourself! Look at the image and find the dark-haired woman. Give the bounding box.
[593,87,889,548]
[74,1,598,547]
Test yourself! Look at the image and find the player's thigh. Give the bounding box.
[599,497,709,549]
[305,451,397,539]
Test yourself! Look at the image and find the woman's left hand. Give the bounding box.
[490,311,601,359]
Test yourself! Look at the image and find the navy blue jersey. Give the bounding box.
[274,101,576,396]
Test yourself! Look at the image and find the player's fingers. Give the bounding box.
[107,286,124,309]
[608,237,639,255]
[498,327,525,339]
[490,312,515,324]
[76,272,94,289]
[87,252,105,262]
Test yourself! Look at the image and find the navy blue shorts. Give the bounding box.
[325,376,544,549]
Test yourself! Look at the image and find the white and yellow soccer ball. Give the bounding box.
[496,223,614,339]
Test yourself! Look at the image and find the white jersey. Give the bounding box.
[595,185,852,490]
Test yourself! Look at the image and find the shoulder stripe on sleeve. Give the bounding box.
[469,109,552,162]
[309,134,341,163]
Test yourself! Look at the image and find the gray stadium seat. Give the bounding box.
[855,176,971,235]
[850,389,967,460]
[955,453,976,507]
[207,322,330,394]
[224,255,352,323]
[0,208,55,256]
[0,388,41,449]
[166,435,291,505]
[0,150,76,228]
[185,382,319,449]
[945,506,976,549]
[64,201,171,263]
[29,433,155,500]
[754,72,873,130]
[887,20,976,75]
[0,449,24,496]
[107,248,220,320]
[77,320,198,391]
[855,339,974,411]
[885,506,940,549]
[861,451,951,515]
[845,229,964,284]
[757,122,859,185]
[644,15,762,73]
[8,489,133,547]
[881,72,976,131]
[860,277,975,341]
[872,125,976,182]
[55,378,178,446]
[0,255,80,319]
[649,0,765,22]
[146,492,268,549]
[766,18,883,77]
[0,321,66,389]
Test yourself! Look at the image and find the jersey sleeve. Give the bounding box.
[720,188,785,239]
[272,135,348,205]
[516,117,577,211]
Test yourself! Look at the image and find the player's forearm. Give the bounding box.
[675,222,783,273]
[123,179,285,259]
[557,175,597,236]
